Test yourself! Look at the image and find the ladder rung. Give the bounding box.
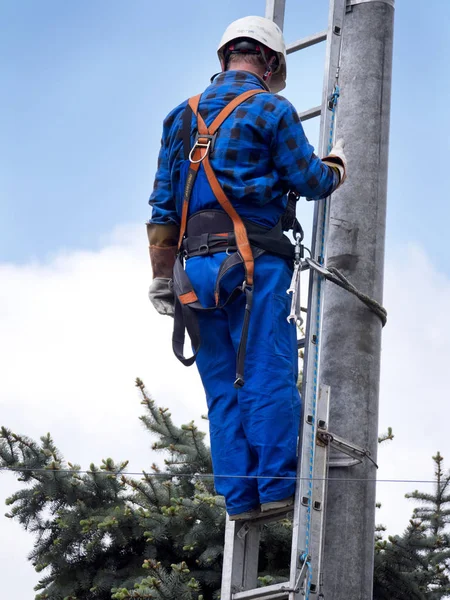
[233,582,291,600]
[237,506,294,528]
[287,30,328,54]
[298,105,322,122]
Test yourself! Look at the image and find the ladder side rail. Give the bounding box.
[221,519,261,598]
[308,386,331,595]
[289,0,347,597]
[265,0,286,29]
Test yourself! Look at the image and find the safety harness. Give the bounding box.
[172,89,301,388]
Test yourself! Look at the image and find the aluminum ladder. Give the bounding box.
[220,1,371,598]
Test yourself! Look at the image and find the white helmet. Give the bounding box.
[217,16,287,93]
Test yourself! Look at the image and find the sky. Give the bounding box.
[1,0,450,596]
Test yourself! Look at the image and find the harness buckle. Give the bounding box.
[197,233,210,256]
[188,133,217,164]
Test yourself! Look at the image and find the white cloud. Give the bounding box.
[0,231,449,596]
[377,243,450,536]
[0,224,206,597]
[0,223,206,455]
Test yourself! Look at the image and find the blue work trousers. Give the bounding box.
[185,252,301,515]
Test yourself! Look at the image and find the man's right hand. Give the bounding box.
[148,278,175,317]
[323,138,347,186]
[330,139,347,171]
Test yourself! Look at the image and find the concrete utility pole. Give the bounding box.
[320,1,395,598]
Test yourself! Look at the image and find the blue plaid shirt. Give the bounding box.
[149,70,338,227]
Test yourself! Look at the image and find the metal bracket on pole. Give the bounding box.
[318,429,376,468]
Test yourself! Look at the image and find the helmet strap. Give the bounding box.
[224,38,278,77]
[263,55,278,83]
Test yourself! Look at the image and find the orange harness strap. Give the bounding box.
[207,89,264,135]
[179,89,266,288]
[177,94,202,250]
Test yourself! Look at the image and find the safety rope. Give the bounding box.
[307,258,388,326]
[327,86,340,154]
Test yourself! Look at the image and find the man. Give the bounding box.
[147,16,346,520]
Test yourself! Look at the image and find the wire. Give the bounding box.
[0,466,440,484]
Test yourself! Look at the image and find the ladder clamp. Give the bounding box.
[316,426,378,469]
[305,413,376,468]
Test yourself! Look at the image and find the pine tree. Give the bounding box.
[6,380,450,600]
[374,518,429,600]
[0,379,289,600]
[405,452,450,598]
[374,453,450,599]
[0,426,145,600]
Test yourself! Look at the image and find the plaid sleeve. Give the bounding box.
[148,133,179,226]
[272,98,339,200]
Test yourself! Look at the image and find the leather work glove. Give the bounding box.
[148,278,175,317]
[146,222,179,318]
[322,138,347,186]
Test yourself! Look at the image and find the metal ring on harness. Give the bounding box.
[188,132,218,164]
[188,139,211,163]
